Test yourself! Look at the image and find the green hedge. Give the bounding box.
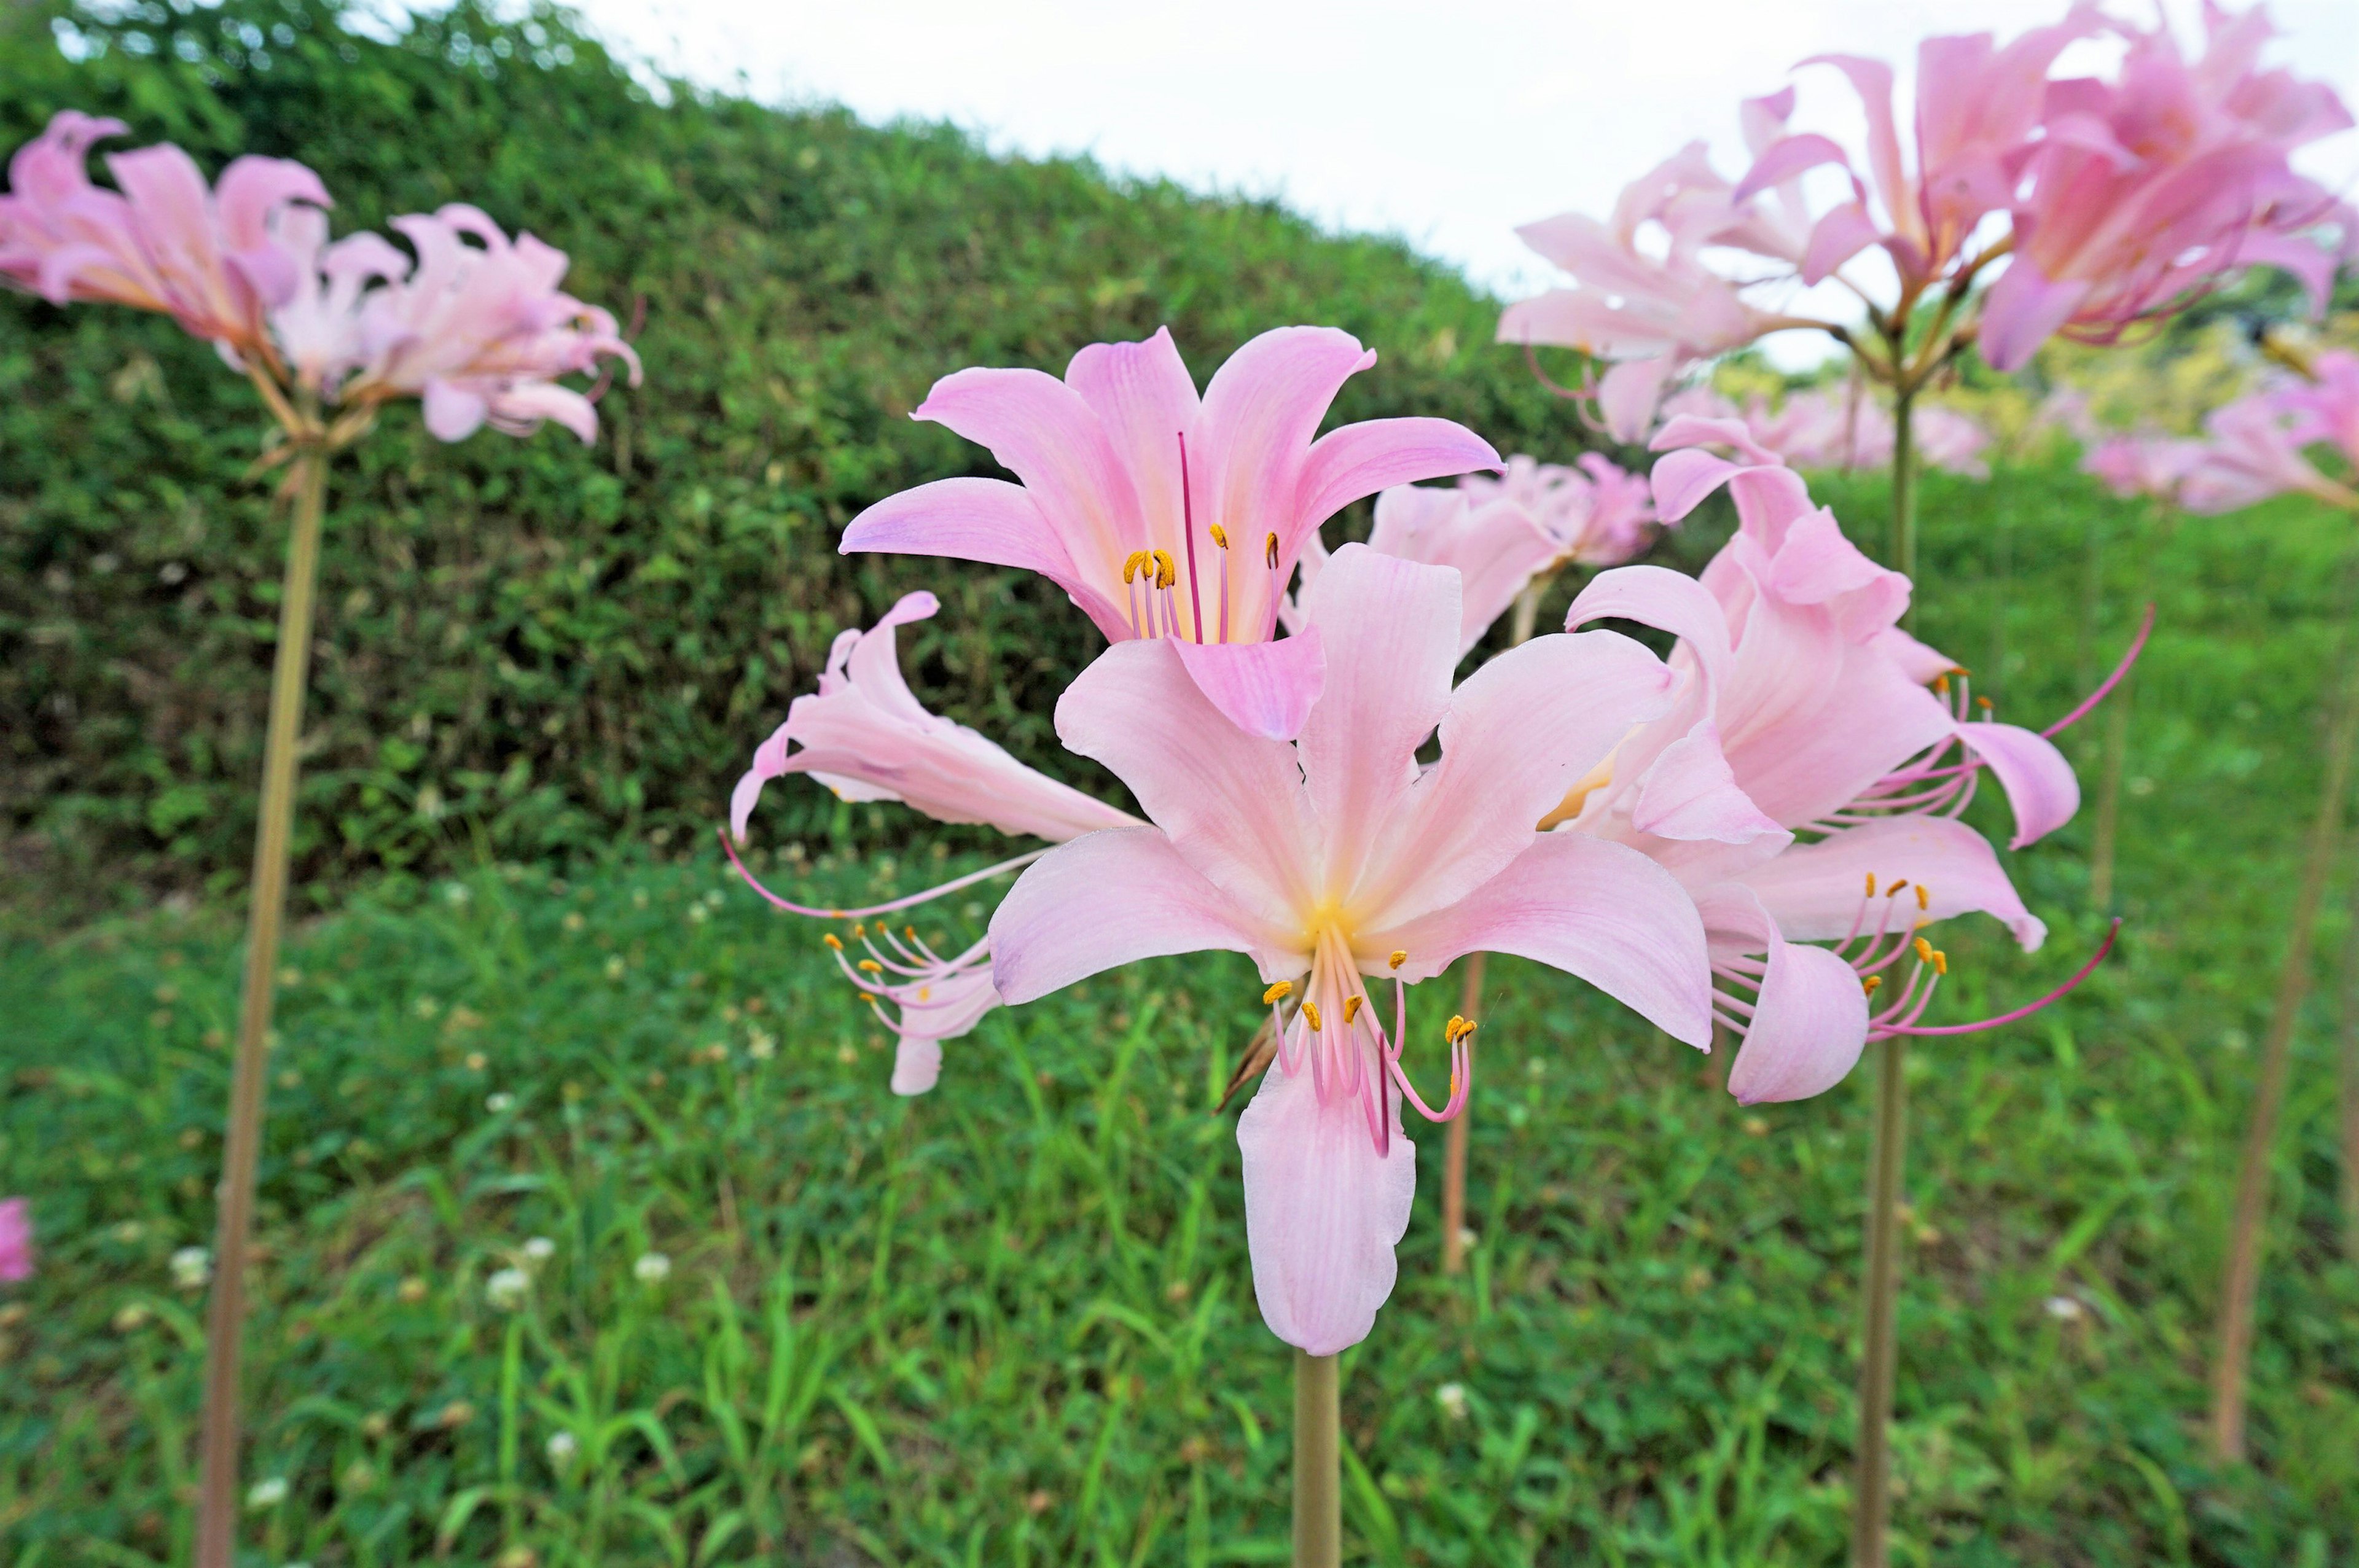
[0,0,1625,908]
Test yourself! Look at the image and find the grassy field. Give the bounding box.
[5,465,2359,1566]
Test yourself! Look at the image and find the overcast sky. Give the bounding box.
[566,0,2358,362]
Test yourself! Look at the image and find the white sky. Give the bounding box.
[569,0,2358,365]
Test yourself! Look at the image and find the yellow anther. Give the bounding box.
[1931,950,1948,976]
[1914,884,1928,911]
[1913,937,1934,965]
[851,922,867,938]
[1343,996,1363,1024]
[1209,523,1229,550]
[1122,550,1148,584]
[1864,872,1876,897]
[1458,1019,1479,1043]
[1388,950,1407,970]
[823,934,843,950]
[857,959,883,975]
[1950,664,1971,677]
[1886,878,1908,899]
[1976,695,1993,711]
[1153,549,1176,589]
[858,992,876,1004]
[1262,980,1294,1005]
[1863,975,1882,996]
[1934,674,1950,698]
[917,986,931,1002]
[906,925,918,940]
[1302,1001,1323,1032]
[1264,531,1280,569]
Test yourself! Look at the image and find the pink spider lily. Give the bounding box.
[2180,369,2359,514]
[0,111,329,365]
[2083,431,2208,502]
[1984,6,2356,369]
[726,591,1141,1093]
[1458,453,1663,569]
[0,1198,30,1283]
[1656,386,1989,477]
[987,544,1713,1353]
[839,326,1499,740]
[319,205,641,443]
[1551,421,2114,1102]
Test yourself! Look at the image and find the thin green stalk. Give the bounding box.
[2090,502,2167,910]
[1987,459,2012,711]
[194,446,329,1568]
[2210,578,2359,1461]
[1854,387,1917,1568]
[1293,1350,1339,1568]
[2336,868,2359,1262]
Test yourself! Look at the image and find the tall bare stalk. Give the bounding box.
[1852,384,1917,1568]
[1293,1350,1340,1567]
[2209,570,2359,1461]
[2336,873,2359,1262]
[194,446,331,1568]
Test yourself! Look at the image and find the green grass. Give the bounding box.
[6,466,2359,1565]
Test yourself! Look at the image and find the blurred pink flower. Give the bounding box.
[327,205,641,443]
[1661,387,1987,477]
[0,1198,30,1283]
[726,590,1141,1091]
[2275,348,2359,470]
[988,545,1710,1352]
[1555,419,2094,1102]
[2180,381,2355,513]
[0,111,329,362]
[1984,6,2355,369]
[2083,431,2207,501]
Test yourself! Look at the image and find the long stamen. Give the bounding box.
[1264,531,1281,638]
[721,829,1044,919]
[1877,919,2121,1037]
[1211,523,1231,644]
[2042,606,2154,739]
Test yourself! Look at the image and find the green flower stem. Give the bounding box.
[1293,1349,1339,1568]
[194,445,329,1568]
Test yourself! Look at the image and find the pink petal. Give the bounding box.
[1063,326,1201,547]
[1567,563,1734,700]
[840,477,1128,641]
[1350,628,1678,927]
[1737,816,2046,951]
[1366,833,1713,1047]
[1236,1056,1415,1355]
[989,827,1284,1003]
[891,1037,944,1096]
[1194,326,1373,559]
[1732,133,1855,205]
[487,381,598,443]
[1170,628,1327,741]
[421,379,488,442]
[1054,639,1321,927]
[1631,726,1791,846]
[1595,357,1673,444]
[912,365,1143,581]
[0,1196,29,1282]
[1801,202,1886,285]
[1872,626,1957,684]
[1694,884,1869,1105]
[1296,418,1503,544]
[1950,721,2079,848]
[1291,546,1460,895]
[1978,259,2092,372]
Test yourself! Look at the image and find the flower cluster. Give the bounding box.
[728,324,2110,1357]
[1,113,638,446]
[1500,5,2354,426]
[1663,386,1990,477]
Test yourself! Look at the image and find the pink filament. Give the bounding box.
[719,828,1044,919]
[1879,919,2121,1037]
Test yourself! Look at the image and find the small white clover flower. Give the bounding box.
[485,1091,517,1114]
[1436,1383,1469,1422]
[2043,1295,2086,1322]
[546,1430,579,1467]
[443,881,472,907]
[747,1030,776,1061]
[687,904,710,925]
[486,1267,530,1311]
[245,1475,289,1510]
[170,1246,213,1290]
[522,1236,556,1265]
[632,1252,671,1284]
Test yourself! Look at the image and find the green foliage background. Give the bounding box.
[0,0,1602,905]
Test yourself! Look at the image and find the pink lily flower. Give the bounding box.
[1459,453,1664,570]
[326,205,641,443]
[0,111,329,364]
[988,544,1713,1352]
[1555,419,2094,1101]
[2179,382,2355,514]
[1983,6,2355,369]
[727,591,1141,1093]
[839,326,1499,738]
[0,1198,30,1283]
[2275,349,2359,470]
[2083,431,2207,502]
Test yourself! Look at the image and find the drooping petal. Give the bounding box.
[1366,833,1713,1047]
[1170,628,1327,742]
[840,478,1128,641]
[911,365,1143,576]
[1737,816,2046,950]
[989,827,1292,1002]
[1631,727,1792,846]
[1236,1059,1415,1355]
[891,1037,944,1096]
[1694,884,1870,1105]
[1950,721,2079,848]
[1597,356,1677,443]
[1978,258,2093,372]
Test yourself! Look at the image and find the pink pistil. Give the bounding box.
[1877,919,2121,1037]
[719,827,1044,919]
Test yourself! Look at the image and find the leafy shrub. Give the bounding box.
[0,0,1608,908]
